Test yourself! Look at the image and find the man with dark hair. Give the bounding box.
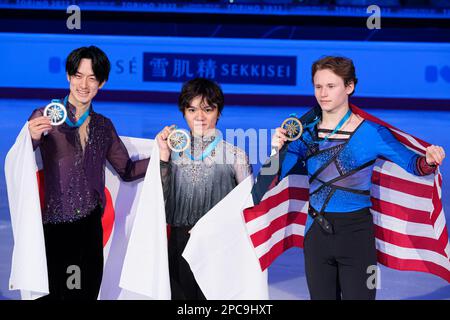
[27,46,149,300]
[157,78,252,299]
[177,77,225,116]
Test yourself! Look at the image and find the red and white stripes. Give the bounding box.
[243,174,309,271]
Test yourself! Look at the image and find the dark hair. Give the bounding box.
[178,78,224,115]
[66,46,111,84]
[311,56,358,96]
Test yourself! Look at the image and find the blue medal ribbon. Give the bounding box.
[61,95,91,128]
[185,135,222,161]
[300,108,351,144]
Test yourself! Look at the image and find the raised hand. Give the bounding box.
[271,127,288,152]
[425,145,445,166]
[157,125,176,161]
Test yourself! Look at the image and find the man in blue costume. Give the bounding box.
[255,56,446,300]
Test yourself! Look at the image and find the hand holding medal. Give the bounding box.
[272,114,303,153]
[43,100,68,126]
[158,125,190,161]
[167,127,190,153]
[28,98,69,140]
[281,116,303,141]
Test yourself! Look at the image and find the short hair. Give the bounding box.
[66,46,111,84]
[311,56,358,96]
[178,78,225,115]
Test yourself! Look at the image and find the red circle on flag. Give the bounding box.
[102,187,115,247]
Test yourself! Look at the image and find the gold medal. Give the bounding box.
[281,116,303,141]
[167,129,190,152]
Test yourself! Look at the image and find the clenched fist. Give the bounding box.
[157,125,176,162]
[271,127,288,152]
[425,145,445,166]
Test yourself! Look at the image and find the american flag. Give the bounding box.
[243,104,450,283]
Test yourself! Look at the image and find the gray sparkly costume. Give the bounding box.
[160,135,252,227]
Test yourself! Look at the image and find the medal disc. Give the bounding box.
[43,102,67,126]
[167,129,190,152]
[281,117,303,141]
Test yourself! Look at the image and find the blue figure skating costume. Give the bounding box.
[280,118,428,235]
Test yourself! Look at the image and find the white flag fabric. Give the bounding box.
[183,176,269,300]
[5,124,48,300]
[5,123,171,300]
[118,144,171,299]
[100,136,171,300]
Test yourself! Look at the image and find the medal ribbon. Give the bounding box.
[290,108,352,144]
[62,95,91,128]
[185,135,222,161]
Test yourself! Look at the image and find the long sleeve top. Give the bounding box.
[29,101,149,224]
[257,118,436,235]
[160,135,252,227]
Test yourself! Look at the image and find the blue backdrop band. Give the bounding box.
[1,33,450,99]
